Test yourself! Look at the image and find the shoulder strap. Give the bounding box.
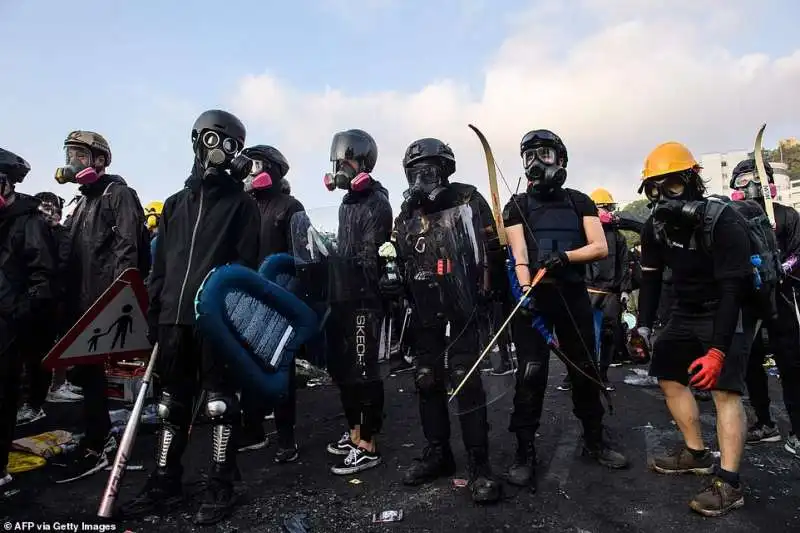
[700,197,729,252]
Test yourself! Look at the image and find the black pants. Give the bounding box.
[590,293,622,374]
[326,303,384,442]
[70,364,111,452]
[0,331,22,470]
[509,283,604,440]
[241,350,297,443]
[155,324,238,473]
[413,316,489,451]
[746,288,800,432]
[19,329,56,410]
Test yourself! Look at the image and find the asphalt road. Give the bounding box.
[3,358,799,532]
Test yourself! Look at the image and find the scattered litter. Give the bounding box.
[104,464,144,471]
[349,478,363,485]
[558,487,571,500]
[711,451,721,458]
[624,374,659,387]
[452,478,468,488]
[372,510,404,523]
[398,389,405,393]
[401,443,415,448]
[283,512,310,533]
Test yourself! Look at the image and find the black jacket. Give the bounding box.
[148,171,261,326]
[252,187,305,262]
[586,225,631,293]
[63,175,147,320]
[0,194,57,338]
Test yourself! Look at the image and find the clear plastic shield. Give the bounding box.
[290,207,380,304]
[394,204,485,327]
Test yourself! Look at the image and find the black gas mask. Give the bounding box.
[403,163,447,205]
[523,145,566,194]
[324,160,371,192]
[644,173,705,234]
[196,130,247,179]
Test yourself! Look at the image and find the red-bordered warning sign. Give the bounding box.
[42,268,152,370]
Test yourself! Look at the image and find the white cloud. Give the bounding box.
[232,0,800,211]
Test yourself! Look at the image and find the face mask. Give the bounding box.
[598,209,615,224]
[198,130,241,171]
[324,161,371,192]
[525,161,567,194]
[243,160,273,192]
[403,163,446,205]
[55,145,100,185]
[652,199,705,227]
[38,201,62,226]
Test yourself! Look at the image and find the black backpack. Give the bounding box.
[700,196,780,319]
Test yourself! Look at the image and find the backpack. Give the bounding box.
[700,196,780,319]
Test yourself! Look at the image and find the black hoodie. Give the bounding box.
[251,185,305,262]
[0,193,57,335]
[148,170,261,327]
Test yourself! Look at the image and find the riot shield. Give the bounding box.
[290,207,380,304]
[394,204,485,327]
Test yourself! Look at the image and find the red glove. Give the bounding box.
[688,348,725,390]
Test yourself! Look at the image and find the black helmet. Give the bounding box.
[0,147,31,184]
[402,138,456,179]
[191,110,246,147]
[730,158,774,188]
[34,191,65,208]
[241,145,290,180]
[330,129,378,173]
[520,129,568,168]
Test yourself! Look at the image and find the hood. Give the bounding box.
[343,179,389,205]
[0,193,40,221]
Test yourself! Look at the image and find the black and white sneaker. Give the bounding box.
[274,444,299,464]
[326,432,356,456]
[55,447,109,484]
[330,447,382,475]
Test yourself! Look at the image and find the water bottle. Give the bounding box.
[750,255,763,289]
[385,258,399,282]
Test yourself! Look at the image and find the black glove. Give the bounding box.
[538,251,569,273]
[378,272,405,299]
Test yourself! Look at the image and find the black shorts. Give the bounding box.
[649,307,756,394]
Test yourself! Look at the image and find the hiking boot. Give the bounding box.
[193,464,238,526]
[784,433,800,457]
[403,443,456,486]
[746,423,781,444]
[650,446,714,475]
[506,436,536,487]
[467,449,501,504]
[689,477,745,517]
[118,467,183,518]
[326,431,356,456]
[582,429,629,469]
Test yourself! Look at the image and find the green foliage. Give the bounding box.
[620,229,640,248]
[768,140,800,181]
[617,198,650,248]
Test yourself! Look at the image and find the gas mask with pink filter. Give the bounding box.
[244,159,274,192]
[324,160,371,192]
[55,144,100,185]
[730,171,776,202]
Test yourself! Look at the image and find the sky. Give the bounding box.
[2,0,799,213]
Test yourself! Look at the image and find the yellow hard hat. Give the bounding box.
[144,201,164,231]
[641,142,701,181]
[590,188,614,205]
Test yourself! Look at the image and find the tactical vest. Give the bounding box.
[524,190,586,283]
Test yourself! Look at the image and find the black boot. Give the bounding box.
[467,448,501,504]
[506,435,536,488]
[582,426,628,469]
[402,443,456,486]
[194,424,239,525]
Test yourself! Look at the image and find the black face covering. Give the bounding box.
[525,161,567,195]
[403,163,446,205]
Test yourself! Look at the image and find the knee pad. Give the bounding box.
[157,390,188,425]
[415,366,436,393]
[205,390,240,423]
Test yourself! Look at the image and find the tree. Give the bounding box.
[618,198,650,248]
[770,139,800,181]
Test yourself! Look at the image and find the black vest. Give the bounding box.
[524,189,586,283]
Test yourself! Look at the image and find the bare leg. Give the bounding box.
[660,379,704,450]
[712,390,746,473]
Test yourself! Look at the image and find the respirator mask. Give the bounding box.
[403,163,446,205]
[324,160,371,192]
[55,144,100,185]
[523,145,566,194]
[197,130,242,174]
[644,174,704,229]
[243,159,274,192]
[730,171,776,202]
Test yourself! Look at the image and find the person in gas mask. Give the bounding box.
[237,144,304,464]
[15,192,69,426]
[379,138,503,503]
[503,129,628,489]
[121,110,260,525]
[584,188,631,391]
[731,159,800,455]
[634,142,756,517]
[0,148,57,498]
[321,129,392,475]
[54,131,150,484]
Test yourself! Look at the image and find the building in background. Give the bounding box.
[699,148,795,208]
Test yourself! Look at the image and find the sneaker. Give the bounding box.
[16,404,46,426]
[274,443,299,464]
[389,355,414,374]
[556,377,572,391]
[103,434,119,455]
[331,446,382,475]
[55,447,109,483]
[65,381,83,394]
[46,384,83,403]
[689,477,745,517]
[0,472,11,488]
[650,446,714,475]
[784,434,800,457]
[746,423,781,444]
[238,427,269,452]
[490,360,514,376]
[326,432,356,456]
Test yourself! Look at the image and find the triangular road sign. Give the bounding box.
[42,268,152,370]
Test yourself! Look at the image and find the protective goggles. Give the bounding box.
[642,174,686,201]
[522,146,557,168]
[201,131,240,155]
